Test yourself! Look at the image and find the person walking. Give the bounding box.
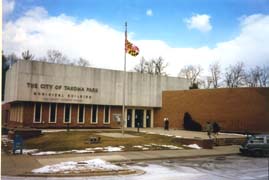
[205,121,213,139]
[212,122,220,136]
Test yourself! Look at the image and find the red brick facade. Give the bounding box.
[156,88,269,133]
[3,88,269,133]
[5,102,121,129]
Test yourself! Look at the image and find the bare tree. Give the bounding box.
[260,65,269,87]
[179,65,203,88]
[224,62,246,88]
[22,50,34,61]
[133,56,168,75]
[145,60,155,75]
[134,57,146,73]
[7,53,19,66]
[209,61,221,88]
[153,56,168,76]
[246,66,262,87]
[47,49,69,64]
[76,57,90,67]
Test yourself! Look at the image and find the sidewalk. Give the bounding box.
[128,128,247,139]
[1,145,240,176]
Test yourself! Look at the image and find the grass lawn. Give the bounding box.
[24,130,183,152]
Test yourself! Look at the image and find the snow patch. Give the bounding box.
[15,149,39,154]
[133,145,143,148]
[103,146,122,152]
[147,132,156,134]
[183,144,202,149]
[71,150,93,154]
[32,151,65,156]
[32,159,123,174]
[159,145,183,150]
[160,134,174,137]
[218,132,247,136]
[31,146,124,155]
[134,144,183,150]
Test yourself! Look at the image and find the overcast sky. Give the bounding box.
[3,0,269,76]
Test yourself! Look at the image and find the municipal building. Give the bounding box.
[3,60,189,129]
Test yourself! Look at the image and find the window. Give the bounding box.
[64,104,71,123]
[250,137,264,144]
[78,104,85,123]
[34,103,42,123]
[103,106,110,124]
[49,103,57,123]
[266,136,269,144]
[91,105,98,124]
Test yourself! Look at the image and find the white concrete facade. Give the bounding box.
[5,61,190,107]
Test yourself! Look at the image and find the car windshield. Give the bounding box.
[249,136,264,144]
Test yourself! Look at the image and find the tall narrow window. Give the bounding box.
[103,106,110,124]
[64,104,71,123]
[91,105,98,124]
[34,103,42,123]
[78,104,84,123]
[49,103,57,123]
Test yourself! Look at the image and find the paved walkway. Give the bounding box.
[129,128,246,139]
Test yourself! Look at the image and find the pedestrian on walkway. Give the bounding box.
[164,118,169,130]
[205,121,213,139]
[212,122,220,136]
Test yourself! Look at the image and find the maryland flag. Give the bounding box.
[125,40,139,56]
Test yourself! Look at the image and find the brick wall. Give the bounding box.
[7,102,121,129]
[157,88,269,133]
[2,103,10,127]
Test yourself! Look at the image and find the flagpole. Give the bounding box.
[122,22,127,135]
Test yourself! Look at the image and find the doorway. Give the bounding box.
[135,109,144,128]
[146,110,151,128]
[127,109,132,128]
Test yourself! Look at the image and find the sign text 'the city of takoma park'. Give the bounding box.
[26,83,98,93]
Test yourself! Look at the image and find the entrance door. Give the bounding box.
[135,109,144,128]
[127,109,132,128]
[146,110,151,128]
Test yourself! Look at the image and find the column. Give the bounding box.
[143,109,147,128]
[132,109,135,128]
[124,108,127,128]
[151,109,154,128]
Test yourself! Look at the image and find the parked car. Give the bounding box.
[240,134,269,157]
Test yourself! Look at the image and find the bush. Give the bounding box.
[183,112,202,131]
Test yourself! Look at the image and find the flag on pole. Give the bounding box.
[125,39,139,56]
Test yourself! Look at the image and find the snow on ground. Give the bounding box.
[32,159,123,174]
[218,132,247,136]
[133,145,143,148]
[71,150,94,154]
[133,144,183,150]
[146,132,157,135]
[141,131,185,139]
[160,134,174,137]
[183,144,202,149]
[103,146,123,152]
[31,146,124,156]
[159,145,183,150]
[32,151,66,156]
[14,149,38,154]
